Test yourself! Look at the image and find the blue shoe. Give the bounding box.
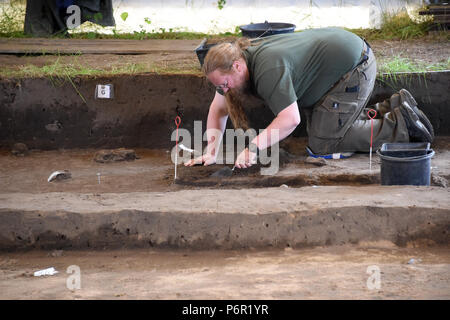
[306,146,354,159]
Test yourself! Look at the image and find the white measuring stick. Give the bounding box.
[367,109,377,173]
[174,116,181,181]
[174,150,178,180]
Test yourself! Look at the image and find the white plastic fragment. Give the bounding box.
[47,170,71,182]
[34,267,59,277]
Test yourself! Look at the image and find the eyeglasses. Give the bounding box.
[215,80,228,91]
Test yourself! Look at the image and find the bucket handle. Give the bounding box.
[376,149,435,162]
[254,20,273,39]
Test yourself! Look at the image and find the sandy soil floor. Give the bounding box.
[0,244,448,300]
[0,137,448,193]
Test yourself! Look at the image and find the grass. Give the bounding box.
[0,54,201,78]
[378,56,450,74]
[1,61,146,78]
[348,11,439,41]
[0,0,26,38]
[375,56,450,92]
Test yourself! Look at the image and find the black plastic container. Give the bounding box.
[239,21,296,38]
[194,38,218,67]
[194,22,296,66]
[377,143,434,186]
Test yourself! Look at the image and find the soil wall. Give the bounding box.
[0,71,448,150]
[1,206,448,250]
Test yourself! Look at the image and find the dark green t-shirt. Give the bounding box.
[242,27,364,115]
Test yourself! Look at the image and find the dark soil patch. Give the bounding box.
[174,166,380,189]
[173,149,381,189]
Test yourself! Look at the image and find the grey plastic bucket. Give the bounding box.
[376,147,435,186]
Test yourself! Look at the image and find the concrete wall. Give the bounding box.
[0,71,448,150]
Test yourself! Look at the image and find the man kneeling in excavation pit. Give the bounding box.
[185,27,434,170]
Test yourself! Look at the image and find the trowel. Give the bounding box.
[210,165,235,177]
[211,154,260,178]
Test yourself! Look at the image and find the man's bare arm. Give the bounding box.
[185,91,229,166]
[253,101,301,149]
[234,101,300,169]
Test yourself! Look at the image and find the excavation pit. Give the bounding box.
[0,136,448,251]
[0,37,449,301]
[0,39,449,251]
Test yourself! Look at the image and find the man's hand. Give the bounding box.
[184,154,216,167]
[234,148,257,169]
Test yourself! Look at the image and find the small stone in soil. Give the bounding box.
[11,143,29,156]
[94,148,139,163]
[305,156,327,166]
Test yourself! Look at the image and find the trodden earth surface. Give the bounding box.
[0,242,450,300]
[0,136,449,193]
[0,245,449,299]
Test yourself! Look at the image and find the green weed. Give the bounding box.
[217,0,227,10]
[376,56,449,92]
[349,10,437,41]
[120,12,128,22]
[1,53,158,78]
[379,11,432,39]
[0,0,26,37]
[378,56,450,74]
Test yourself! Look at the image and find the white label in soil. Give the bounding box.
[96,84,111,99]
